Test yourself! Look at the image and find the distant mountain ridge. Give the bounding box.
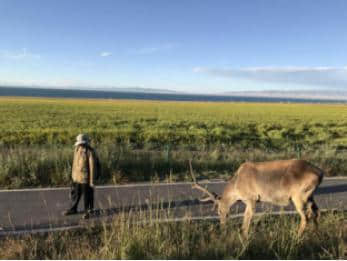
[2,85,347,101]
[1,86,347,103]
[0,85,179,94]
[93,87,180,94]
[222,90,347,101]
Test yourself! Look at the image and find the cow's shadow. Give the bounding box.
[92,198,208,218]
[316,184,347,194]
[91,183,347,219]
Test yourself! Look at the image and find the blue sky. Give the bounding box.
[1,0,347,93]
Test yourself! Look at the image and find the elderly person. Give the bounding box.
[63,134,99,219]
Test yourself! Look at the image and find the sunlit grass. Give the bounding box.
[1,97,347,188]
[0,210,345,259]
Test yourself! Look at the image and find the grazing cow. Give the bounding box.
[190,159,324,238]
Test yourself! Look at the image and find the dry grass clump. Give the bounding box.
[0,211,345,259]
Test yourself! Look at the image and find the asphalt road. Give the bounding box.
[0,178,346,236]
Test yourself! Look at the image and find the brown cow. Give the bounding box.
[190,159,324,238]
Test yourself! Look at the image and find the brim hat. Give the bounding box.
[74,134,89,146]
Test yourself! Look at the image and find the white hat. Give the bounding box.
[74,134,89,146]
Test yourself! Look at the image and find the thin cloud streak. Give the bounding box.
[100,52,112,57]
[193,66,347,89]
[0,77,114,90]
[129,43,178,55]
[0,48,41,60]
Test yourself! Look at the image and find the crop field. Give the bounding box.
[1,96,347,188]
[2,97,347,147]
[1,97,347,259]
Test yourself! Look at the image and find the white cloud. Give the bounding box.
[100,52,112,57]
[0,48,41,60]
[193,66,347,89]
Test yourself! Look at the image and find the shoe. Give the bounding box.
[63,209,77,216]
[83,212,90,219]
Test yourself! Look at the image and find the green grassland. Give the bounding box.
[1,97,347,188]
[2,97,347,147]
[1,97,347,259]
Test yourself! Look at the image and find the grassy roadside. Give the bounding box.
[1,144,347,189]
[0,211,346,259]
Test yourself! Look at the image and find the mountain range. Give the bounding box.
[222,90,347,101]
[2,84,347,101]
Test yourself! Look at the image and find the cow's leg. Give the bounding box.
[241,200,256,239]
[219,196,237,225]
[307,196,320,230]
[292,196,308,237]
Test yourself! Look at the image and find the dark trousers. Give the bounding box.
[69,182,94,212]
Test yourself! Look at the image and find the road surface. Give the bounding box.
[0,178,346,236]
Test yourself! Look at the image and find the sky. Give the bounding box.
[0,0,347,93]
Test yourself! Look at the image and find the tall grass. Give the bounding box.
[0,211,345,259]
[1,144,347,189]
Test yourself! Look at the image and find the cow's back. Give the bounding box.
[281,159,323,194]
[234,159,322,205]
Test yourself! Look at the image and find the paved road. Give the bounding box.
[0,178,346,235]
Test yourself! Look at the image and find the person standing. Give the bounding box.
[63,134,99,219]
